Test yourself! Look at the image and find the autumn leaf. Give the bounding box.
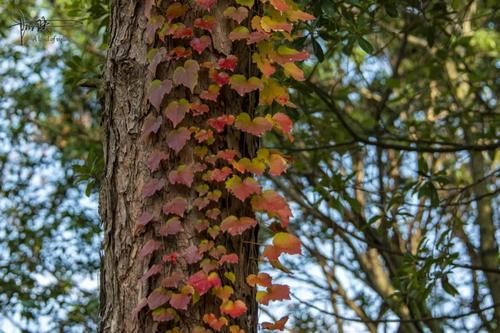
[234,113,273,136]
[229,75,263,96]
[139,239,162,258]
[220,216,257,236]
[204,167,232,182]
[190,102,210,116]
[165,3,188,22]
[147,149,168,172]
[168,164,194,187]
[137,211,154,228]
[148,79,173,111]
[223,7,248,24]
[159,217,183,236]
[275,46,309,63]
[210,70,230,86]
[229,26,250,41]
[217,55,238,72]
[168,46,192,60]
[251,190,292,227]
[220,300,247,319]
[142,178,166,198]
[173,59,200,92]
[169,293,191,311]
[282,62,305,81]
[268,152,288,176]
[190,35,211,54]
[147,288,170,309]
[287,9,316,22]
[152,307,177,322]
[235,0,254,7]
[162,197,188,217]
[207,115,235,133]
[141,264,162,281]
[246,272,272,287]
[268,0,288,12]
[260,78,291,106]
[200,84,220,102]
[213,285,234,301]
[196,0,217,10]
[194,15,215,32]
[164,99,189,128]
[203,314,228,332]
[262,316,289,330]
[272,112,293,140]
[141,114,163,139]
[273,232,302,255]
[219,253,239,265]
[183,245,203,264]
[226,176,261,201]
[260,16,292,33]
[257,284,290,305]
[161,271,184,288]
[166,127,191,154]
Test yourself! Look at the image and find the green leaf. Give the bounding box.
[312,38,325,62]
[358,37,373,54]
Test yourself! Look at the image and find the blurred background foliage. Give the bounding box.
[0,0,498,332]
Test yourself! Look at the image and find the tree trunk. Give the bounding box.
[99,1,259,332]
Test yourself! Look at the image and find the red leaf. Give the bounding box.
[159,217,183,236]
[268,152,288,176]
[187,270,220,295]
[137,211,154,227]
[166,127,191,154]
[216,149,238,161]
[217,55,238,72]
[147,149,168,172]
[275,46,309,64]
[194,16,215,32]
[259,284,290,305]
[139,240,162,258]
[161,271,184,288]
[287,10,316,22]
[219,253,239,265]
[206,208,221,220]
[194,128,214,143]
[262,316,289,330]
[223,6,248,24]
[246,272,272,287]
[169,293,191,310]
[142,114,163,139]
[220,216,257,236]
[147,288,170,309]
[272,112,294,141]
[251,190,292,227]
[229,75,263,96]
[234,113,273,136]
[269,0,288,12]
[226,176,261,201]
[193,197,210,210]
[203,314,228,332]
[190,102,210,116]
[164,99,189,128]
[210,70,230,86]
[196,0,217,10]
[183,245,202,264]
[204,167,232,182]
[168,46,192,60]
[142,178,166,198]
[247,31,270,44]
[148,80,173,111]
[173,59,199,93]
[190,35,212,54]
[141,264,162,281]
[162,197,188,217]
[200,84,220,102]
[207,115,235,133]
[220,300,247,319]
[168,164,194,187]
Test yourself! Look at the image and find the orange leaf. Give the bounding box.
[207,115,235,133]
[223,6,249,24]
[246,272,272,287]
[262,316,289,330]
[194,15,215,32]
[220,300,247,319]
[220,215,258,236]
[226,176,261,201]
[282,62,305,81]
[229,75,263,96]
[234,113,273,136]
[203,314,228,332]
[251,190,292,227]
[273,232,301,255]
[165,3,188,22]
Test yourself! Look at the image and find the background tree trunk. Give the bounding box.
[99,1,259,332]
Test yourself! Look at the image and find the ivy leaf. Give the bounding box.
[235,0,254,7]
[168,164,194,187]
[275,46,309,63]
[147,288,170,309]
[220,300,247,319]
[272,112,293,140]
[220,216,257,236]
[223,7,248,24]
[287,9,315,22]
[161,271,184,288]
[273,232,302,255]
[282,62,305,81]
[260,16,292,33]
[260,78,292,106]
[162,197,188,217]
[141,264,162,281]
[231,157,266,175]
[210,70,230,86]
[190,102,210,116]
[229,26,250,41]
[147,149,169,172]
[204,167,232,182]
[219,253,239,265]
[268,152,288,176]
[269,0,288,12]
[200,84,220,102]
[166,127,191,154]
[207,115,235,133]
[173,60,200,92]
[217,55,238,72]
[203,314,228,332]
[159,217,183,236]
[169,293,191,311]
[137,211,154,228]
[234,113,273,136]
[152,308,177,322]
[213,286,234,301]
[251,190,292,227]
[246,272,272,287]
[194,16,216,32]
[165,3,188,22]
[262,316,289,330]
[164,99,189,128]
[257,284,290,305]
[196,0,217,10]
[168,46,192,60]
[148,79,173,111]
[183,245,203,264]
[139,240,162,258]
[190,35,212,54]
[216,149,239,162]
[142,178,166,198]
[226,176,261,201]
[229,75,262,96]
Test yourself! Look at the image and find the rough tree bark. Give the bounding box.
[99,1,259,332]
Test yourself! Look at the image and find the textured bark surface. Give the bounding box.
[99,1,259,332]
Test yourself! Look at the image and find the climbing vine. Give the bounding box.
[136,0,313,331]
